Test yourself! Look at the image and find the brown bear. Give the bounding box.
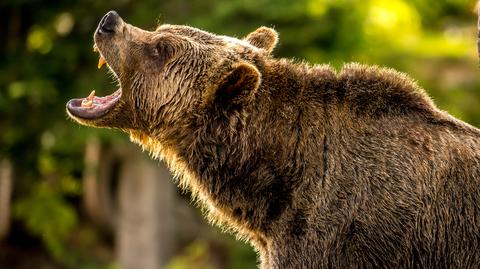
[67,11,480,268]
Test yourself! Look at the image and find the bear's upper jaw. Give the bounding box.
[66,89,121,119]
[66,39,123,121]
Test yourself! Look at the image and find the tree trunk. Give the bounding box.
[116,143,176,269]
[0,158,13,241]
[83,136,117,232]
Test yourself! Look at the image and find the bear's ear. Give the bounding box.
[244,26,278,54]
[215,63,261,105]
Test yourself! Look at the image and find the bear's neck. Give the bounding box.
[147,59,335,252]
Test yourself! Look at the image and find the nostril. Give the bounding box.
[100,10,119,33]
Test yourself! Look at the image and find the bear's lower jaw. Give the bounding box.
[66,88,122,120]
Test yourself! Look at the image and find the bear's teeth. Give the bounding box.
[87,90,95,100]
[81,90,95,108]
[98,56,106,69]
[82,100,93,107]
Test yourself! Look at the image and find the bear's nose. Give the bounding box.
[99,11,119,33]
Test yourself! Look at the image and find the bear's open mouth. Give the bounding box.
[67,89,121,119]
[66,44,121,119]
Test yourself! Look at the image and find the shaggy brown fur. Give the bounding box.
[67,12,480,268]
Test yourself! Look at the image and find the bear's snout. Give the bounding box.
[97,10,120,35]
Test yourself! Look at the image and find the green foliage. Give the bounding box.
[165,241,215,269]
[226,238,258,269]
[14,181,77,258]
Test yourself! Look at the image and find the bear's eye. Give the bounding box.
[153,40,176,63]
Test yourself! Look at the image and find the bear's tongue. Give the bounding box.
[67,89,122,119]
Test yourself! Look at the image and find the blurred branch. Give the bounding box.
[0,158,13,241]
[83,136,116,232]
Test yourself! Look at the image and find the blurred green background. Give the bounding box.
[1,0,480,268]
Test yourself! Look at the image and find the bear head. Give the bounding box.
[66,11,279,141]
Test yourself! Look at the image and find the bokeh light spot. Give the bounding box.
[55,12,75,36]
[27,26,53,54]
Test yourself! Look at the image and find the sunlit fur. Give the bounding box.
[68,15,480,269]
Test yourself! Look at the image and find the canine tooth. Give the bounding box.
[98,56,106,69]
[88,90,95,101]
[82,99,93,107]
[93,44,98,52]
[81,90,95,108]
